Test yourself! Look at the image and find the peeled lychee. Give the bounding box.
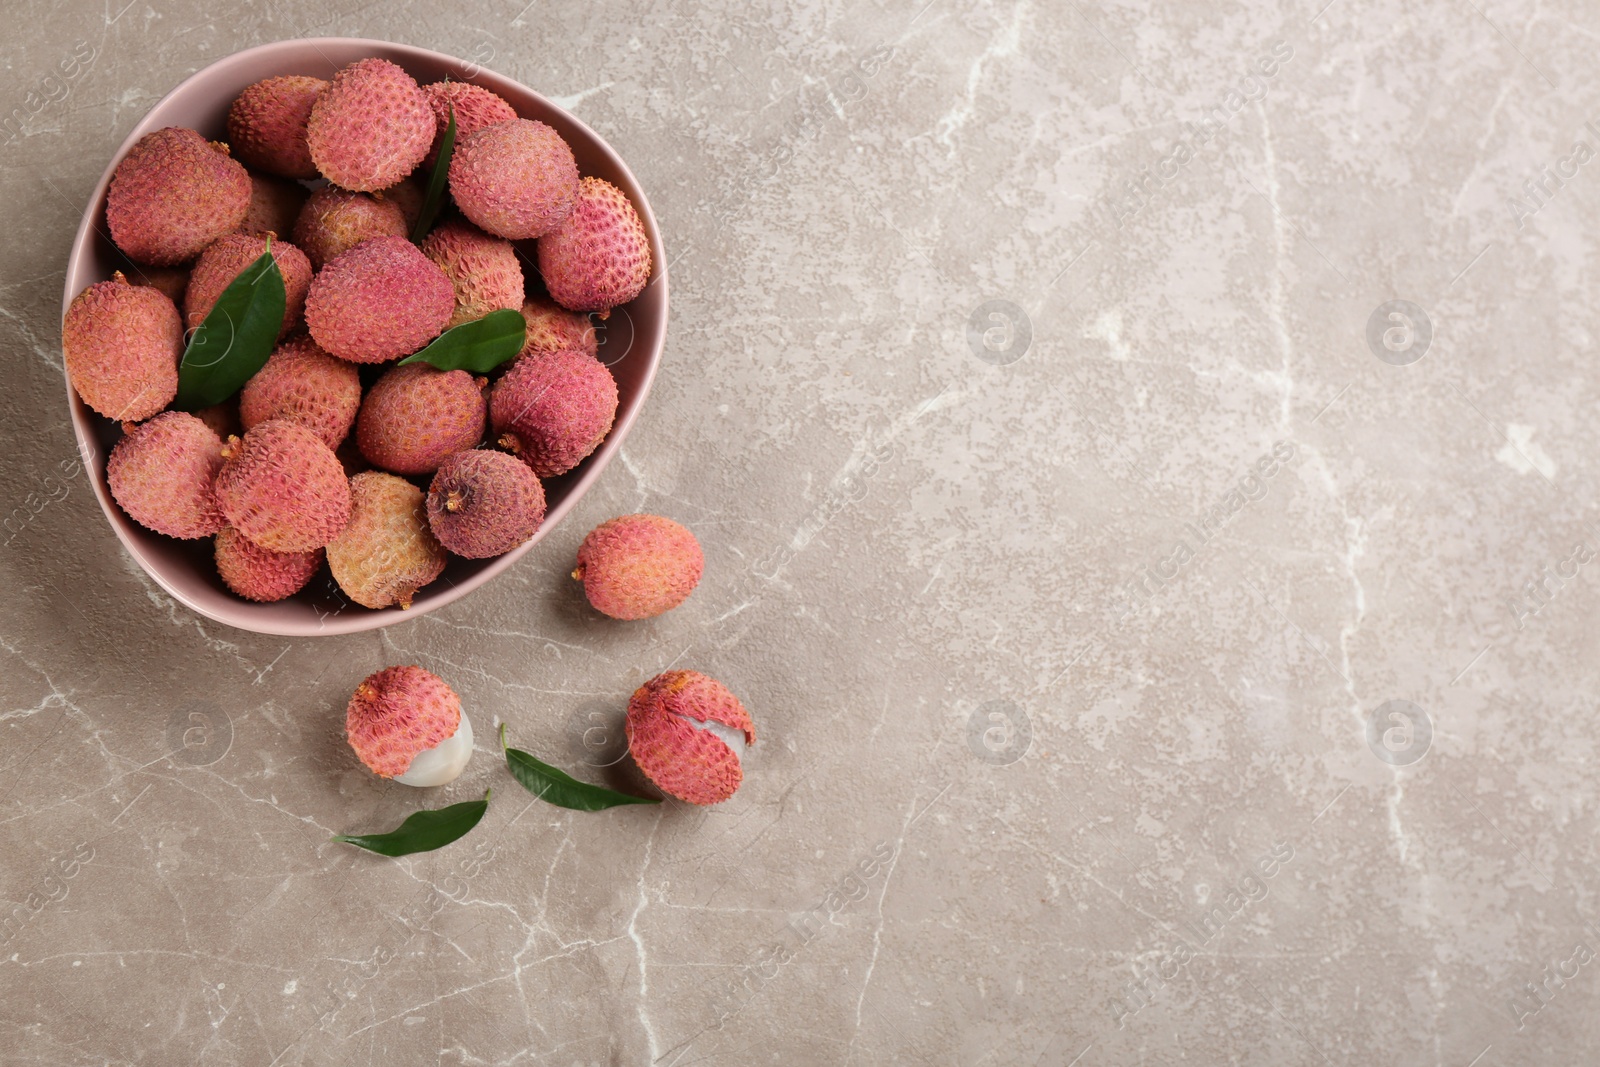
[214,420,352,552]
[574,515,703,620]
[106,127,250,265]
[227,75,327,179]
[184,234,312,335]
[107,412,225,539]
[517,296,596,361]
[537,177,651,315]
[239,172,309,239]
[626,671,754,805]
[346,665,472,785]
[304,236,455,363]
[490,348,617,477]
[63,273,181,422]
[214,525,322,602]
[357,363,486,475]
[291,186,407,270]
[426,449,546,558]
[239,335,361,449]
[421,219,524,328]
[306,58,433,192]
[422,81,517,169]
[448,118,577,239]
[327,471,446,610]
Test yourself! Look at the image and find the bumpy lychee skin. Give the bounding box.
[448,118,578,240]
[106,127,250,266]
[214,525,322,602]
[239,335,361,449]
[490,348,617,477]
[626,671,755,805]
[227,75,327,179]
[239,172,309,238]
[291,186,407,270]
[125,264,190,307]
[304,236,455,363]
[214,420,352,552]
[184,234,313,336]
[517,296,596,361]
[194,399,240,441]
[426,450,546,558]
[379,177,423,229]
[357,363,486,475]
[106,412,225,539]
[537,177,652,315]
[327,472,447,610]
[306,58,433,192]
[422,81,517,169]
[346,666,462,779]
[421,219,524,328]
[574,515,703,620]
[63,273,181,422]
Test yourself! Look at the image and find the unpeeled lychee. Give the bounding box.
[517,296,596,361]
[214,525,322,602]
[449,118,578,239]
[422,81,517,169]
[490,348,617,477]
[346,665,472,785]
[239,335,361,449]
[107,412,224,539]
[426,450,546,558]
[626,671,754,805]
[64,273,181,422]
[106,127,250,266]
[291,186,407,270]
[357,363,486,475]
[306,58,433,192]
[574,515,703,620]
[380,177,424,229]
[421,219,524,328]
[239,172,309,238]
[227,75,327,179]
[184,234,313,335]
[327,472,446,610]
[537,177,651,315]
[125,264,190,307]
[304,236,455,363]
[214,420,352,552]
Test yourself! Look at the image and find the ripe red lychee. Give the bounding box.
[573,515,703,620]
[536,177,651,315]
[346,665,473,785]
[107,411,225,539]
[626,671,754,805]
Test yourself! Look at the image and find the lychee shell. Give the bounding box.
[63,274,181,422]
[346,665,462,778]
[304,236,455,363]
[239,335,362,449]
[326,471,446,610]
[214,525,322,602]
[306,58,433,192]
[448,118,578,240]
[227,75,327,179]
[490,347,617,477]
[106,412,225,539]
[422,81,517,169]
[357,363,486,475]
[426,449,546,558]
[105,127,250,266]
[626,671,754,805]
[536,177,651,314]
[239,172,309,239]
[421,219,524,329]
[292,186,407,270]
[213,419,352,552]
[518,297,596,361]
[575,514,703,620]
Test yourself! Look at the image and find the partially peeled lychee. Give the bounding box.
[625,670,754,805]
[346,665,473,786]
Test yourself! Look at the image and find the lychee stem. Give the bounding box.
[570,565,585,581]
[444,491,464,513]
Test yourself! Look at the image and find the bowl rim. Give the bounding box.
[62,37,667,637]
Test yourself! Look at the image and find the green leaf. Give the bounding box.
[500,724,659,811]
[411,104,455,243]
[398,308,526,373]
[173,247,285,410]
[333,789,490,856]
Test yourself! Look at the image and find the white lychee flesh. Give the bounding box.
[395,715,474,787]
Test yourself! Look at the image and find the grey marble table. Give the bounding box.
[3,0,1598,1064]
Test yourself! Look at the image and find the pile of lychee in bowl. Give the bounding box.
[60,40,666,636]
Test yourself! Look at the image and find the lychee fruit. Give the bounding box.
[213,419,352,552]
[105,127,250,265]
[239,335,362,449]
[291,186,407,270]
[124,264,190,307]
[226,75,327,179]
[626,671,754,805]
[304,235,455,363]
[378,177,424,229]
[573,514,703,620]
[421,219,524,328]
[184,233,313,336]
[448,118,578,239]
[306,58,433,192]
[239,172,309,239]
[327,472,446,610]
[214,525,322,602]
[490,347,617,477]
[425,449,546,558]
[357,363,486,475]
[537,177,651,315]
[422,81,517,169]
[106,411,225,539]
[346,665,472,785]
[194,398,240,440]
[517,296,596,361]
[63,273,181,422]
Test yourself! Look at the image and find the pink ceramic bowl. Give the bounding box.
[61,39,666,637]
